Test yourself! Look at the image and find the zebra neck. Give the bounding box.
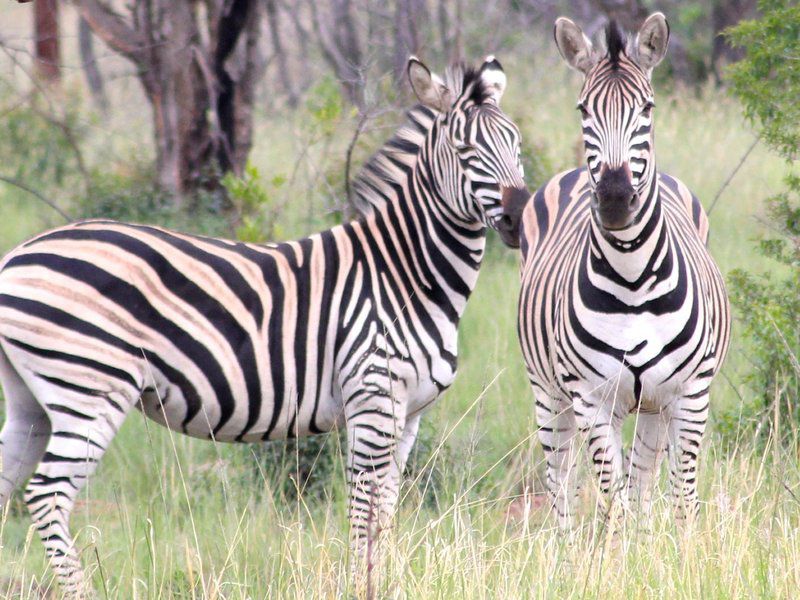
[420,118,486,227]
[588,179,671,287]
[368,139,487,319]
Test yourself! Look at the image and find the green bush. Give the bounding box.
[237,418,453,509]
[723,0,800,444]
[248,433,343,503]
[0,87,86,190]
[726,0,800,159]
[222,163,287,242]
[74,165,233,238]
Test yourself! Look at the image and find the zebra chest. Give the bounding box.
[403,326,460,415]
[408,352,458,414]
[332,305,459,419]
[555,302,697,405]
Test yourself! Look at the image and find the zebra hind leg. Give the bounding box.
[14,373,135,598]
[535,392,579,529]
[0,348,51,510]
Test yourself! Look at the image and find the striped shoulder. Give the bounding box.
[520,168,590,260]
[657,172,710,245]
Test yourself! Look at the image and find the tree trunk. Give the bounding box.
[309,0,365,109]
[394,0,426,83]
[589,0,695,84]
[589,0,647,32]
[266,0,299,107]
[712,0,758,84]
[75,0,265,201]
[33,0,60,82]
[78,16,108,113]
[451,0,463,63]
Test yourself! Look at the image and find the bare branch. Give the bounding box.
[708,136,759,215]
[78,15,109,113]
[73,0,146,62]
[0,175,71,222]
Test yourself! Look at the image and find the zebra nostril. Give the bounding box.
[497,213,514,231]
[629,192,640,210]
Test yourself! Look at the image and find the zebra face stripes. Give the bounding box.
[408,57,528,247]
[578,68,655,191]
[519,14,730,529]
[454,102,528,245]
[556,15,666,232]
[0,57,526,596]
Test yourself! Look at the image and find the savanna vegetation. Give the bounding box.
[0,1,798,598]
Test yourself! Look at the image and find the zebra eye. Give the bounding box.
[454,141,474,154]
[641,101,655,117]
[577,103,590,119]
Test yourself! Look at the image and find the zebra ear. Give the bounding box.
[479,56,507,105]
[407,56,452,112]
[635,12,670,75]
[554,17,597,74]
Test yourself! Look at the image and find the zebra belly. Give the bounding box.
[136,385,339,442]
[402,344,457,417]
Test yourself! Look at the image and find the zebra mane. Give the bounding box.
[350,64,492,216]
[446,63,493,106]
[605,20,628,65]
[350,103,437,216]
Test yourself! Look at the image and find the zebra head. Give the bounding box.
[407,56,529,247]
[554,13,670,231]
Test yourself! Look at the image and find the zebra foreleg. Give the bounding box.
[535,392,579,529]
[576,402,627,524]
[627,410,668,516]
[667,394,709,522]
[344,388,408,587]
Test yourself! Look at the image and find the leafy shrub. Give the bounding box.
[222,163,287,242]
[0,87,87,189]
[722,0,800,444]
[248,433,343,503]
[0,87,89,240]
[240,419,454,509]
[726,0,800,160]
[725,184,800,444]
[74,164,233,238]
[402,419,455,510]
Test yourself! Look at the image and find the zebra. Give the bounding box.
[517,14,730,528]
[0,56,528,595]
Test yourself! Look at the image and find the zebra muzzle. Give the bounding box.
[592,167,640,231]
[497,185,530,248]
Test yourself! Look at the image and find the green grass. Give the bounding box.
[0,36,798,598]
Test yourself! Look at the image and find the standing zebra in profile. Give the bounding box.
[0,57,527,596]
[517,14,730,528]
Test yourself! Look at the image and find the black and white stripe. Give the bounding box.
[517,15,730,527]
[0,57,526,595]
